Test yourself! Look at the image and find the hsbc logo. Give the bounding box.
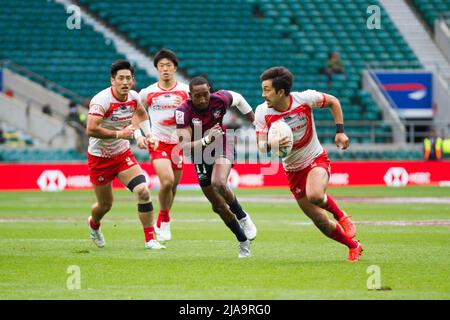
[37,170,67,192]
[384,167,409,187]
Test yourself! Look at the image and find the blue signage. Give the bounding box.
[371,71,433,118]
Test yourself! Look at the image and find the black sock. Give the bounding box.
[229,198,247,220]
[225,218,247,242]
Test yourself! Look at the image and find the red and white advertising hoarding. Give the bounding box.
[0,161,449,191]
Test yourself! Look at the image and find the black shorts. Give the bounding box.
[194,155,235,188]
[194,134,236,187]
[195,163,214,187]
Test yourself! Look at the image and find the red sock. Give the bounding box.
[143,226,154,243]
[331,224,358,249]
[89,217,100,230]
[324,194,345,220]
[157,209,170,228]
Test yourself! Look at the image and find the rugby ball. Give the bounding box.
[268,120,293,158]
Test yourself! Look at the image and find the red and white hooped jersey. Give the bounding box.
[88,87,140,158]
[139,81,189,144]
[255,90,327,172]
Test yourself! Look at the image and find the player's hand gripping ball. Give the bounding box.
[268,120,293,158]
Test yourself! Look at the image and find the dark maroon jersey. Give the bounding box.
[175,90,233,138]
[175,90,235,161]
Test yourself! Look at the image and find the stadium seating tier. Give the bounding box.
[0,0,157,98]
[77,0,422,143]
[1,0,427,159]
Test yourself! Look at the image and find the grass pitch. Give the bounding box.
[0,186,449,299]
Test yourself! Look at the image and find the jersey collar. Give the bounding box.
[157,81,178,91]
[110,87,128,102]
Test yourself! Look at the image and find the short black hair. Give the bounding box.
[260,66,293,96]
[189,76,210,92]
[153,49,179,68]
[110,60,134,78]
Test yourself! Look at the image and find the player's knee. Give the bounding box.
[133,184,150,202]
[97,202,112,213]
[211,204,221,214]
[160,177,174,192]
[212,204,234,221]
[211,179,227,195]
[212,203,227,215]
[307,192,326,206]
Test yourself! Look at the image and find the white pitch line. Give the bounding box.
[19,196,450,204]
[0,218,449,226]
[338,197,450,204]
[175,196,450,204]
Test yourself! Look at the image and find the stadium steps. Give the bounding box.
[78,0,296,113]
[61,0,186,88]
[0,0,157,99]
[380,0,450,74]
[410,0,450,30]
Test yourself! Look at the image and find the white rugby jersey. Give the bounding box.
[255,90,327,172]
[139,81,189,144]
[88,87,140,157]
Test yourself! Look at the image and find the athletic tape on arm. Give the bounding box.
[229,91,252,114]
[140,120,151,136]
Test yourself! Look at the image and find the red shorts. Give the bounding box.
[87,149,139,185]
[149,141,183,171]
[285,151,331,200]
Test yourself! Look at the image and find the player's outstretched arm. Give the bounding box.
[323,94,349,150]
[86,114,133,140]
[229,91,255,123]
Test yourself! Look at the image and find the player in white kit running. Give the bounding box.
[254,67,362,262]
[86,60,164,250]
[135,49,189,242]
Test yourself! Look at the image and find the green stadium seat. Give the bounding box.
[2,0,424,154]
[411,0,450,29]
[0,0,157,101]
